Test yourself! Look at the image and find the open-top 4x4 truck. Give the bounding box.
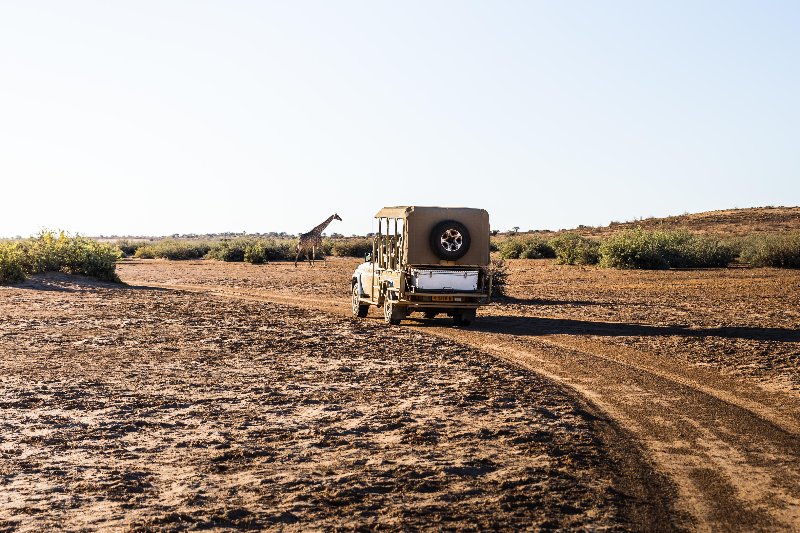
[351,206,491,326]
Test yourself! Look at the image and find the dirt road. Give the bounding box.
[119,259,800,531]
[1,272,679,531]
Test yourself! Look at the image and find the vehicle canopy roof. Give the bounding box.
[375,206,489,220]
[374,206,490,266]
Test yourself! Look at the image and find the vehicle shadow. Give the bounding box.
[410,315,800,343]
[500,296,603,306]
[13,275,171,293]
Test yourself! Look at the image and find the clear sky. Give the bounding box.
[1,1,798,237]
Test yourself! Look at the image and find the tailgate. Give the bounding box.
[411,269,479,291]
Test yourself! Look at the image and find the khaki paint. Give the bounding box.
[375,206,490,267]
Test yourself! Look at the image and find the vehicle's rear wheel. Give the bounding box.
[352,284,369,318]
[453,308,476,326]
[384,297,403,325]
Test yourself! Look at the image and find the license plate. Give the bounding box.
[432,296,454,302]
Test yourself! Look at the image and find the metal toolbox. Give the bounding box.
[410,269,479,291]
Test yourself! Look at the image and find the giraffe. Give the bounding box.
[294,213,342,267]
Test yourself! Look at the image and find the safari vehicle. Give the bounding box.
[351,206,492,326]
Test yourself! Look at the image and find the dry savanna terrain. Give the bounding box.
[517,205,800,237]
[1,269,661,531]
[1,207,799,531]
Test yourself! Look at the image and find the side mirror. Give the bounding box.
[365,253,372,262]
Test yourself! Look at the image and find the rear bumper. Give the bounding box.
[398,292,489,308]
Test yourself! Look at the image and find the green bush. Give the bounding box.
[497,238,524,259]
[329,238,373,258]
[739,233,800,268]
[244,239,294,263]
[600,229,671,269]
[673,235,738,268]
[550,233,600,265]
[243,241,268,264]
[134,239,211,260]
[59,237,122,281]
[21,230,65,273]
[498,236,556,259]
[0,231,121,285]
[0,243,26,284]
[599,229,736,269]
[316,239,334,257]
[132,245,156,259]
[488,258,509,297]
[115,239,143,257]
[206,238,296,263]
[523,237,557,259]
[205,236,370,263]
[206,239,246,262]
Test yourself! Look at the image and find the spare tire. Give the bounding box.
[430,220,471,260]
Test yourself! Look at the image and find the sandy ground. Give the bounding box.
[119,258,800,392]
[115,257,800,531]
[3,257,798,531]
[0,271,659,531]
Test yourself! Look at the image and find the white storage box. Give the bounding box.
[411,269,479,291]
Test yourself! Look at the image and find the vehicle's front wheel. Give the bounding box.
[384,298,403,325]
[352,284,369,318]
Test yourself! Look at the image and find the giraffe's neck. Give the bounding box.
[311,214,336,235]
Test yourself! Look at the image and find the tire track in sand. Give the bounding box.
[132,282,800,532]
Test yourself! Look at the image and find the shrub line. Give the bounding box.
[0,231,121,285]
[493,229,798,269]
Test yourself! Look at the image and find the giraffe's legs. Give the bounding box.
[294,245,301,268]
[310,246,316,267]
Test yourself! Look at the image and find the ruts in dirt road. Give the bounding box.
[1,257,798,531]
